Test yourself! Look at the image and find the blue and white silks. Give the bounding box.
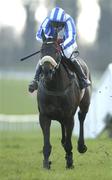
[36,7,77,58]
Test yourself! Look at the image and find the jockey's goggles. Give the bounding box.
[50,21,65,29]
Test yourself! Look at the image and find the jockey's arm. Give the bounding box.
[57,38,63,44]
[62,18,76,50]
[36,18,52,41]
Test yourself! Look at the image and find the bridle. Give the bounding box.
[40,40,62,70]
[39,39,75,96]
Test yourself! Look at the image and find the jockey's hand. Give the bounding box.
[28,80,38,93]
[57,38,63,45]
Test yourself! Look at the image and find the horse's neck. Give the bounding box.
[45,64,70,91]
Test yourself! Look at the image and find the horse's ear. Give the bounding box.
[41,29,46,42]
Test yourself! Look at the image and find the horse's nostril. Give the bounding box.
[48,72,53,79]
[43,70,53,81]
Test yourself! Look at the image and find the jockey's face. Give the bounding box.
[50,21,65,31]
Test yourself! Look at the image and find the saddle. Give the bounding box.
[61,55,78,75]
[61,55,89,91]
[61,55,88,78]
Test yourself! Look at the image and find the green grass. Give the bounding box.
[0,79,37,114]
[0,127,112,180]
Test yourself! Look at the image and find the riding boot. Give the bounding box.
[71,59,91,89]
[28,62,42,93]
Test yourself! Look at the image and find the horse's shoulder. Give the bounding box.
[61,59,79,88]
[61,59,75,79]
[77,57,90,76]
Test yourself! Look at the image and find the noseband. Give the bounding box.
[40,40,62,69]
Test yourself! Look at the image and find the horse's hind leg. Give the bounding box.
[39,114,52,169]
[77,110,87,153]
[77,87,91,153]
[77,90,90,153]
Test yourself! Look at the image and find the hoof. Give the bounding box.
[77,144,87,153]
[65,153,74,169]
[66,164,74,169]
[43,160,52,169]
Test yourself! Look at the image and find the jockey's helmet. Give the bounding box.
[49,7,66,29]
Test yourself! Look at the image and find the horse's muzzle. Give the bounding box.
[44,71,53,82]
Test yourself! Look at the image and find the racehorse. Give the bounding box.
[37,30,92,169]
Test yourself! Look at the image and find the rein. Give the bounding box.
[20,41,62,61]
[20,38,79,62]
[38,40,75,96]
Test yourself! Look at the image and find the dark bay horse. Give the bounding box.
[37,32,92,169]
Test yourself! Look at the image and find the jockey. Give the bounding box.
[29,7,91,93]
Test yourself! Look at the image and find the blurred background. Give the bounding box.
[0,0,112,72]
[0,0,112,115]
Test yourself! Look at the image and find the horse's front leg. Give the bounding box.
[64,118,74,169]
[60,123,65,147]
[77,111,87,153]
[39,114,52,169]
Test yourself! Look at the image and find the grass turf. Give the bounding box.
[0,79,37,114]
[0,127,112,180]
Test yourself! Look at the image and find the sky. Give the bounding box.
[0,0,101,44]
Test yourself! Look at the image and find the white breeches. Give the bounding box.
[63,41,78,59]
